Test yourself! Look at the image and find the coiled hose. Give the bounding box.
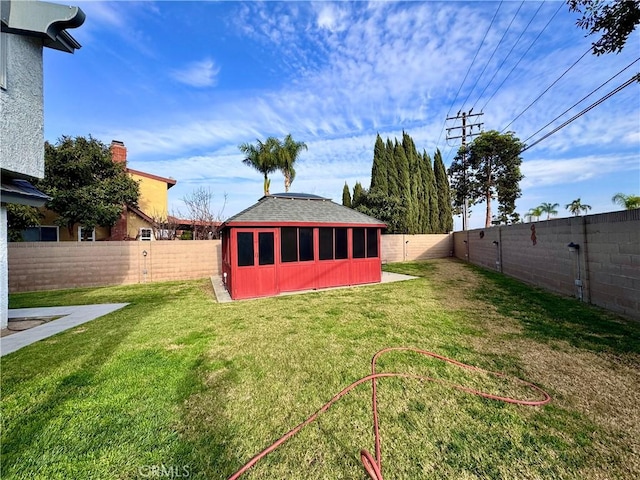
[229,347,551,479]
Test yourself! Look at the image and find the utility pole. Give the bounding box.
[446,110,484,231]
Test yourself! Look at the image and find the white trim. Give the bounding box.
[78,226,95,242]
[1,33,7,90]
[139,227,152,241]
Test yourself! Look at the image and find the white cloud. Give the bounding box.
[170,58,220,88]
[521,153,639,189]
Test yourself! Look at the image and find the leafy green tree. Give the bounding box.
[612,192,640,210]
[450,130,524,228]
[370,134,388,196]
[568,0,640,55]
[277,134,307,192]
[355,191,405,234]
[539,202,560,220]
[434,149,453,233]
[565,198,592,216]
[352,181,365,208]
[342,182,352,208]
[39,136,140,237]
[6,204,42,242]
[239,137,280,195]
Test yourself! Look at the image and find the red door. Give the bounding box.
[254,229,278,297]
[234,229,278,299]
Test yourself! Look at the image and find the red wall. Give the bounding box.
[224,226,381,300]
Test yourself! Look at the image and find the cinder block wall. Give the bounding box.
[381,234,453,263]
[8,241,221,293]
[453,209,640,320]
[8,235,453,293]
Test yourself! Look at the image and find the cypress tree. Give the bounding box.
[342,182,352,208]
[353,181,365,208]
[434,149,453,233]
[402,131,420,234]
[386,138,399,198]
[422,150,438,233]
[370,134,388,196]
[393,140,412,233]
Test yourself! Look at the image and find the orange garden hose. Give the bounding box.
[229,347,551,480]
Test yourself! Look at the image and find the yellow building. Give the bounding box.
[22,141,176,242]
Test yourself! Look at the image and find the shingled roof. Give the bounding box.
[222,193,386,227]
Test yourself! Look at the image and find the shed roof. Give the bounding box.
[222,193,386,228]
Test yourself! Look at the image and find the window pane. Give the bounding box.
[335,228,348,259]
[21,227,39,242]
[258,232,274,265]
[281,227,298,263]
[299,227,314,261]
[237,232,254,266]
[319,228,333,260]
[41,227,57,242]
[366,228,378,258]
[352,228,365,258]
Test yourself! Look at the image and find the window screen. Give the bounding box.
[366,228,378,258]
[299,228,314,261]
[259,232,274,265]
[281,227,298,263]
[352,228,365,258]
[335,228,348,259]
[319,228,333,260]
[237,232,254,266]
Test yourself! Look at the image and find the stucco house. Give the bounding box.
[20,140,178,242]
[1,0,85,327]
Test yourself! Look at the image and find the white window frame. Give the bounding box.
[139,228,153,241]
[78,226,95,242]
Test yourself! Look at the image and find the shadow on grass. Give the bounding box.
[172,356,244,479]
[470,266,640,355]
[0,309,142,478]
[383,261,437,277]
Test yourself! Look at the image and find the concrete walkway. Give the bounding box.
[210,271,418,303]
[1,304,129,356]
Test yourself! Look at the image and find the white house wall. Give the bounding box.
[0,32,44,179]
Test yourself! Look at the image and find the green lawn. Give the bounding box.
[2,259,639,479]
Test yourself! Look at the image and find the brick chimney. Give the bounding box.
[110,140,127,165]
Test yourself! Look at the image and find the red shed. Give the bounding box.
[220,193,386,300]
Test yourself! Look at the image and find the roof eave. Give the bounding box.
[1,0,85,53]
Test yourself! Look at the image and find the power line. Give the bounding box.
[472,1,545,112]
[460,1,525,113]
[435,1,503,151]
[481,1,564,113]
[522,57,640,145]
[521,73,639,153]
[501,45,592,133]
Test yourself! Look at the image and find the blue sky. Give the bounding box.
[43,0,640,229]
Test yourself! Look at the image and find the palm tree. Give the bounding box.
[525,206,543,222]
[565,198,591,216]
[612,193,640,210]
[239,137,280,196]
[539,202,559,220]
[277,134,307,192]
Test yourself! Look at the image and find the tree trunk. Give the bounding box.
[485,191,492,228]
[284,172,291,192]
